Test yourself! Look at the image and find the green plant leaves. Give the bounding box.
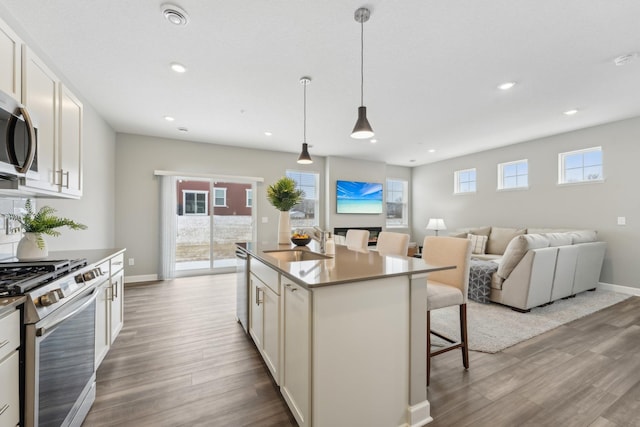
[266,177,305,211]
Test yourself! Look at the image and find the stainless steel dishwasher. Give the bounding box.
[235,245,249,333]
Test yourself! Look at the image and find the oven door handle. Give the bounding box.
[36,288,98,337]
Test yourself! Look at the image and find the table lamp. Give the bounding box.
[426,218,447,236]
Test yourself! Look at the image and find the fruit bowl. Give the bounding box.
[291,235,311,246]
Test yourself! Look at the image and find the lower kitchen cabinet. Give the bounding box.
[0,308,21,427]
[281,279,311,427]
[249,271,280,383]
[94,252,126,369]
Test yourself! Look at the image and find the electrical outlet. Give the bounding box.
[128,258,135,266]
[262,216,269,223]
[617,216,626,226]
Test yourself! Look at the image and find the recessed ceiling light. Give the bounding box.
[498,81,516,90]
[563,109,579,116]
[370,139,377,144]
[264,131,272,136]
[409,159,416,163]
[164,116,175,122]
[177,127,188,132]
[162,4,189,26]
[170,62,187,73]
[428,149,436,153]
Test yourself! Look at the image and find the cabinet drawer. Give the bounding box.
[0,310,19,362]
[110,253,124,275]
[0,350,19,427]
[251,259,279,294]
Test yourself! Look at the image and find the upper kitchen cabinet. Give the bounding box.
[0,17,22,100]
[22,46,83,198]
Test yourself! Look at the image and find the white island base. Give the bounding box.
[279,273,431,427]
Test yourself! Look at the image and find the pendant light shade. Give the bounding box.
[297,142,312,164]
[351,7,374,139]
[297,76,313,164]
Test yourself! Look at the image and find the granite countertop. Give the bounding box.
[38,248,126,266]
[237,241,454,288]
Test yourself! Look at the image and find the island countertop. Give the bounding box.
[237,241,454,288]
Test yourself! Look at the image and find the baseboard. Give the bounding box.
[125,274,158,284]
[407,400,432,427]
[597,282,640,296]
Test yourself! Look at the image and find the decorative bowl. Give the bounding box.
[291,236,311,246]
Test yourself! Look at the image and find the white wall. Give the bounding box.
[411,116,640,288]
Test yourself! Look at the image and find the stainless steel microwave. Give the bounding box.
[0,89,38,180]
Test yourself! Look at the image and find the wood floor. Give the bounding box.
[83,274,640,427]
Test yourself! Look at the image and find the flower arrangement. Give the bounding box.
[4,199,87,249]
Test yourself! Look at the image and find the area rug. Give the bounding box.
[430,290,631,353]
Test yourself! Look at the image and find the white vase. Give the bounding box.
[17,232,48,261]
[278,211,291,244]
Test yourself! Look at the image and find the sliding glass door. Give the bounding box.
[175,178,254,274]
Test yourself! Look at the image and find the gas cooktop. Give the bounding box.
[0,259,88,297]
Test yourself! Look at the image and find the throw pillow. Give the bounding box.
[467,233,488,255]
[486,227,527,255]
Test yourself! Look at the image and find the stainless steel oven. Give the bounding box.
[24,286,98,427]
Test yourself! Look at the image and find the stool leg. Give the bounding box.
[460,303,469,369]
[427,309,431,386]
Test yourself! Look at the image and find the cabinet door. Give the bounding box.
[0,350,20,427]
[110,271,124,343]
[22,46,58,191]
[262,284,280,384]
[58,83,83,197]
[249,275,264,349]
[0,17,21,100]
[282,281,311,427]
[95,280,111,367]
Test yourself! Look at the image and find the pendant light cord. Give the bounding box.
[303,80,307,143]
[360,17,364,106]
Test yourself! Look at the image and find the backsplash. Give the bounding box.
[0,198,29,260]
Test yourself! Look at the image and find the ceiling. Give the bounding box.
[1,0,639,167]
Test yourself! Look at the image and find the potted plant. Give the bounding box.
[4,199,87,260]
[266,177,304,244]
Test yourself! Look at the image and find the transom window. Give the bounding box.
[183,191,208,215]
[213,188,227,207]
[559,147,603,184]
[286,170,319,228]
[454,168,477,194]
[498,159,528,190]
[386,179,408,227]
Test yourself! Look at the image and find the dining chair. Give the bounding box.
[422,236,472,386]
[345,229,370,251]
[376,231,410,256]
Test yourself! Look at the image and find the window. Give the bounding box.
[286,170,319,228]
[498,159,528,190]
[559,147,603,184]
[213,188,227,207]
[386,179,408,227]
[246,189,252,207]
[183,191,208,215]
[454,168,477,194]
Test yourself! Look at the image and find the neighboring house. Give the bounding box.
[176,180,252,216]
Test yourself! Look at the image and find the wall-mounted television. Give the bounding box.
[336,180,383,214]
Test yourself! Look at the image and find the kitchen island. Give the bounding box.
[237,241,455,427]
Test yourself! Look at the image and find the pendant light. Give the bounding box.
[297,76,313,164]
[351,7,374,139]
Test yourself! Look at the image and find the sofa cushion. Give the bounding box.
[467,234,488,254]
[486,227,527,255]
[497,233,550,279]
[543,232,573,247]
[568,230,597,244]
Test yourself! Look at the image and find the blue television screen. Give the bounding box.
[336,180,383,214]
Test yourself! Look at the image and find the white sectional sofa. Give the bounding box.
[452,226,607,312]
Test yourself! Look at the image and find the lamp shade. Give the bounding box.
[297,143,313,164]
[426,218,447,231]
[351,106,374,139]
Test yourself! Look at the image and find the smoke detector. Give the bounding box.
[162,4,189,26]
[613,53,638,66]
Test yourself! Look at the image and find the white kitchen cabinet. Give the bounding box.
[0,16,22,100]
[0,309,21,427]
[94,252,126,369]
[249,258,281,384]
[281,279,311,427]
[58,83,83,197]
[22,46,58,193]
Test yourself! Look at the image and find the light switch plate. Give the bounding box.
[617,216,626,225]
[262,216,268,223]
